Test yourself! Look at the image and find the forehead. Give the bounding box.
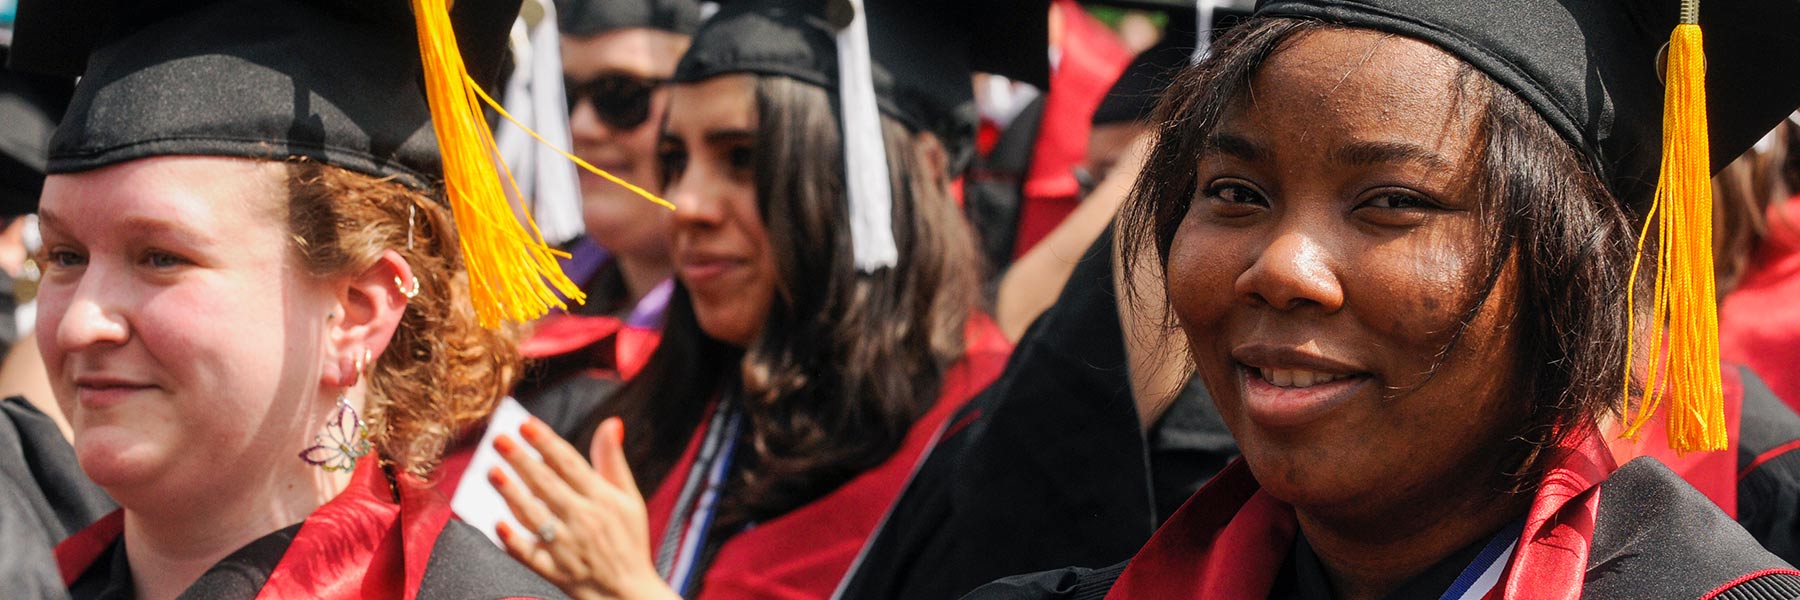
[663,74,758,135]
[1225,28,1480,151]
[562,28,690,78]
[39,157,287,232]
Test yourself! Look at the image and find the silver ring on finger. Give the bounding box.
[536,521,560,544]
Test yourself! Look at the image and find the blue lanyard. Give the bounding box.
[1439,519,1524,600]
[655,402,743,596]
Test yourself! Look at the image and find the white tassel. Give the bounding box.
[835,0,898,272]
[1193,0,1216,63]
[494,0,585,246]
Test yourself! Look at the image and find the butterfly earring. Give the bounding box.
[300,395,372,472]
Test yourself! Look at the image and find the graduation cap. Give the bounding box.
[555,0,706,37]
[672,0,1050,270]
[6,0,591,326]
[1249,0,1800,452]
[0,47,72,217]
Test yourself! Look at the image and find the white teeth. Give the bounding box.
[1257,368,1348,388]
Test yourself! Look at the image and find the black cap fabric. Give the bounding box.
[555,0,705,37]
[7,0,522,189]
[1252,0,1800,209]
[0,48,73,216]
[672,0,1051,172]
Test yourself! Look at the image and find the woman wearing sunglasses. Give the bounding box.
[480,0,1049,597]
[970,0,1800,598]
[13,0,568,596]
[555,0,697,322]
[504,0,703,462]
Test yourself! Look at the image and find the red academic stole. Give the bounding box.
[643,315,1012,599]
[56,455,455,599]
[1106,429,1618,599]
[520,313,663,381]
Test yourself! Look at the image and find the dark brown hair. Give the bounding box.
[593,75,980,526]
[285,162,520,477]
[1122,18,1639,488]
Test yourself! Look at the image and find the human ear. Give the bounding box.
[323,250,415,389]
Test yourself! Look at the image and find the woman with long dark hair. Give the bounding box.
[481,0,1045,597]
[972,0,1800,598]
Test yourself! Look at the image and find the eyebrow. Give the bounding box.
[1204,132,1271,162]
[1206,133,1454,172]
[660,128,756,147]
[703,129,756,145]
[37,208,218,248]
[1329,140,1453,171]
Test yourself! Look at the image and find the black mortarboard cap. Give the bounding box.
[8,0,598,326]
[555,0,705,37]
[1252,0,1800,210]
[671,0,1052,173]
[7,0,522,189]
[0,47,73,216]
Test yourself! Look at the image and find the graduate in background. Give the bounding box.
[480,0,1044,597]
[436,0,705,551]
[973,0,1800,597]
[837,10,1252,599]
[7,0,570,596]
[0,39,113,598]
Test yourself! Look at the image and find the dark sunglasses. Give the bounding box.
[566,73,668,131]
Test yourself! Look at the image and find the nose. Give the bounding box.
[1235,228,1345,313]
[52,274,130,353]
[668,168,726,230]
[568,97,612,143]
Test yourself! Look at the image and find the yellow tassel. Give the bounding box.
[1619,16,1726,453]
[411,0,587,327]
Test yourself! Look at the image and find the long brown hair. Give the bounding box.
[591,75,980,527]
[285,161,520,477]
[1122,18,1638,490]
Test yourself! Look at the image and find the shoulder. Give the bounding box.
[1588,457,1799,599]
[960,561,1128,600]
[417,520,571,600]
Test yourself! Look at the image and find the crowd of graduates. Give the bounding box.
[2,0,1800,598]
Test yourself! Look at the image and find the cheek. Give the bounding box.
[1353,237,1486,350]
[1165,213,1245,344]
[34,283,76,408]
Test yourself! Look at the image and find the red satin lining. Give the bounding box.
[55,509,123,587]
[56,455,451,599]
[1107,429,1616,599]
[257,454,452,599]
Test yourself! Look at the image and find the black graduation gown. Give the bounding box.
[967,447,1800,599]
[838,229,1236,600]
[59,454,568,599]
[1736,367,1800,567]
[0,396,114,597]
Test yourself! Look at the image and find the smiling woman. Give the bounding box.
[9,0,570,598]
[968,1,1800,599]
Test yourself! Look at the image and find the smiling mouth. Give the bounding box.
[1254,367,1355,388]
[1237,363,1372,428]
